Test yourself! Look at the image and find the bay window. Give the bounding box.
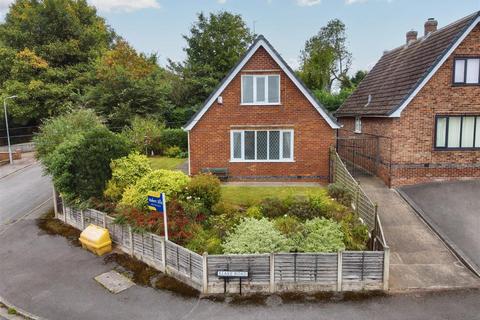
[453,57,480,85]
[231,129,294,162]
[435,115,480,149]
[241,75,280,104]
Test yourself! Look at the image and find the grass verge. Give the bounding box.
[221,186,326,206]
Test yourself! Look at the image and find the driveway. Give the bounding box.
[399,180,480,276]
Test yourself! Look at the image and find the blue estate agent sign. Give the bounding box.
[147,192,165,212]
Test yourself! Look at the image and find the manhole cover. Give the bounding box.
[95,270,134,294]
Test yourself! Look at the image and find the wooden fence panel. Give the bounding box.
[132,233,164,263]
[165,241,203,283]
[83,209,104,228]
[274,253,337,283]
[64,207,82,229]
[105,216,131,249]
[342,251,384,282]
[207,254,270,284]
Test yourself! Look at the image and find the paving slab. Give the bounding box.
[357,176,480,291]
[95,270,134,294]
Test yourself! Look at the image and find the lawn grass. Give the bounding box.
[149,156,186,171]
[221,185,327,207]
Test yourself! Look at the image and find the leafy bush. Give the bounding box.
[245,206,263,219]
[208,202,243,238]
[46,127,131,204]
[222,218,291,254]
[122,117,164,154]
[164,146,183,158]
[340,213,369,250]
[185,224,223,254]
[182,174,221,211]
[295,218,345,253]
[150,128,188,155]
[259,197,289,218]
[120,169,190,210]
[274,215,304,237]
[104,152,152,201]
[34,109,104,164]
[327,183,353,207]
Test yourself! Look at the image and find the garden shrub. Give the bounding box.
[46,127,131,204]
[182,174,221,211]
[274,215,304,237]
[120,169,190,210]
[34,109,104,162]
[340,213,369,250]
[285,198,323,220]
[186,224,223,254]
[164,146,183,158]
[245,206,263,219]
[208,201,243,238]
[122,117,164,154]
[259,197,289,218]
[164,199,206,244]
[327,183,353,207]
[104,152,152,201]
[222,218,291,254]
[115,206,165,234]
[160,128,188,151]
[295,218,345,253]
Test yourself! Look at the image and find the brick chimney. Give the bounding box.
[424,18,438,35]
[406,30,418,44]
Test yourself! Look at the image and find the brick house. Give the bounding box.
[335,12,480,187]
[184,35,340,182]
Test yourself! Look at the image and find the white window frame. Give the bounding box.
[241,74,281,105]
[354,117,362,134]
[453,57,480,85]
[230,129,294,162]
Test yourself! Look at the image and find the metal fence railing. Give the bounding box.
[54,186,389,294]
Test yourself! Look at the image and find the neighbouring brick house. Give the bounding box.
[335,12,480,187]
[184,35,340,182]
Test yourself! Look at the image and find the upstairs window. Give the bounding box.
[435,115,480,149]
[231,129,293,162]
[453,57,480,85]
[354,117,362,133]
[241,75,280,104]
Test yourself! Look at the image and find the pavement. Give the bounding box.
[399,180,480,277]
[0,162,52,234]
[0,152,36,180]
[358,176,480,291]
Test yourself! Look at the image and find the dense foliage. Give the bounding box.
[120,169,190,210]
[104,153,152,201]
[222,218,291,254]
[295,218,345,252]
[45,126,131,203]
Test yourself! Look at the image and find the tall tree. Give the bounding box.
[299,19,352,92]
[169,11,255,111]
[85,40,174,128]
[0,0,114,125]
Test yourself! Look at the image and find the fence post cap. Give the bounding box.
[202,252,208,257]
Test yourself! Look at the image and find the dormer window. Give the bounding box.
[453,57,480,85]
[241,74,280,105]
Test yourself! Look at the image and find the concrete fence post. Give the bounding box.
[383,247,390,291]
[80,210,85,230]
[129,225,134,255]
[337,251,343,292]
[269,253,275,293]
[202,252,208,294]
[63,202,67,223]
[52,187,58,218]
[102,212,106,228]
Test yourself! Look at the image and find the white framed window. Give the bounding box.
[453,57,480,85]
[241,75,280,105]
[354,117,362,133]
[230,129,294,162]
[435,115,480,149]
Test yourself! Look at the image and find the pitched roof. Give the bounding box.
[336,11,480,117]
[183,35,340,130]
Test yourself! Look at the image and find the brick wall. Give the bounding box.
[338,24,480,187]
[189,47,335,182]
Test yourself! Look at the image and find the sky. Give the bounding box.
[1,0,480,73]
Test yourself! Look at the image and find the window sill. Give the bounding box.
[452,83,480,87]
[354,130,362,134]
[240,103,282,106]
[434,148,480,151]
[230,159,295,163]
